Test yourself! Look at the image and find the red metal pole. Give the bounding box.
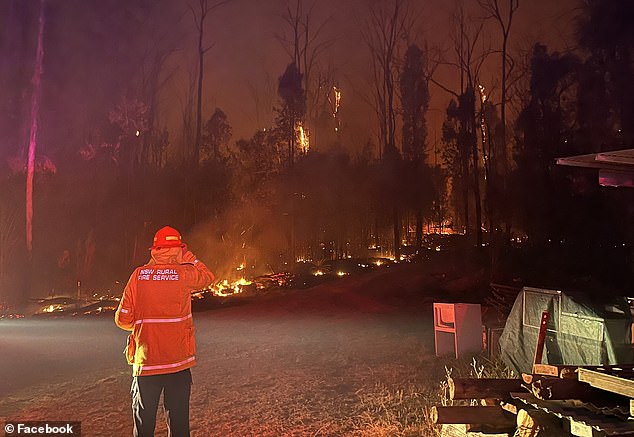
[534,310,550,366]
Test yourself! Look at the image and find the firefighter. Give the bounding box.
[115,226,215,437]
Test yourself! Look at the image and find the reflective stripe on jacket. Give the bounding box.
[115,251,214,376]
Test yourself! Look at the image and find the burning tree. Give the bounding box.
[276,62,307,167]
[277,0,335,152]
[478,0,520,240]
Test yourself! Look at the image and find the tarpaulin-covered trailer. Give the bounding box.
[499,286,633,374]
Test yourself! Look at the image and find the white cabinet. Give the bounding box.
[434,303,483,358]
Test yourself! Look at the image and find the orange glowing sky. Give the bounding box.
[157,0,580,156]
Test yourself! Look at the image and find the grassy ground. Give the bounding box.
[1,261,494,436]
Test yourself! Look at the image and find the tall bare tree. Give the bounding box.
[189,0,230,166]
[277,0,334,150]
[400,43,431,250]
[25,0,46,257]
[478,0,519,235]
[137,4,183,170]
[433,6,489,245]
[364,0,416,260]
[364,0,414,159]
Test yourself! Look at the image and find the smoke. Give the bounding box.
[184,199,290,282]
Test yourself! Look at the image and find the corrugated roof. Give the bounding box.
[557,149,634,187]
[511,392,634,436]
[557,149,634,171]
[596,149,634,165]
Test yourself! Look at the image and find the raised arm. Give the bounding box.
[182,250,215,289]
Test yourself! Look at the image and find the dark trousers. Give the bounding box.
[131,369,192,437]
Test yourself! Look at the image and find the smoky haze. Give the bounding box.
[0,0,581,303]
[1,0,579,161]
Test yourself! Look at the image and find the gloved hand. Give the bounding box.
[182,250,198,264]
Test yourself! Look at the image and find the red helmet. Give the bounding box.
[151,226,185,250]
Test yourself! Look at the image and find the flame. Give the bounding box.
[478,84,488,173]
[210,276,253,297]
[478,84,487,103]
[329,85,342,132]
[236,277,251,286]
[296,121,310,153]
[42,304,64,313]
[332,86,341,118]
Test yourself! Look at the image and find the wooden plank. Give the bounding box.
[441,423,468,437]
[535,364,634,380]
[530,364,634,380]
[515,408,564,437]
[629,399,634,417]
[467,423,516,434]
[532,363,582,379]
[532,363,560,377]
[449,377,525,400]
[480,398,498,406]
[441,424,511,437]
[578,368,634,398]
[431,406,516,426]
[529,375,605,401]
[516,409,540,437]
[582,365,634,371]
[569,418,593,437]
[560,367,581,379]
[501,401,518,415]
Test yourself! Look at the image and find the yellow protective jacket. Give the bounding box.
[115,248,214,376]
